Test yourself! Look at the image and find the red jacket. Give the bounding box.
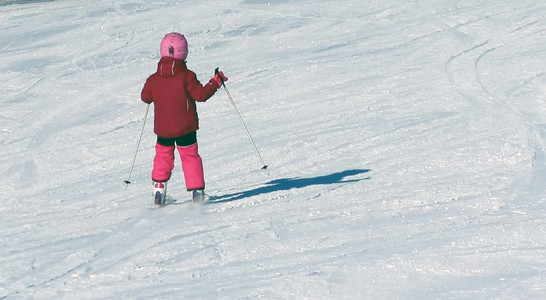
[141,57,220,138]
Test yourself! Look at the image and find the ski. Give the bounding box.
[154,191,165,206]
[150,194,210,209]
[149,195,176,209]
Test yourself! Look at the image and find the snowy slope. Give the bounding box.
[1,0,545,298]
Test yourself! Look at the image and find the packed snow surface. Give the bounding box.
[1,0,545,298]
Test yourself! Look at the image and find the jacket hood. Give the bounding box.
[157,56,187,78]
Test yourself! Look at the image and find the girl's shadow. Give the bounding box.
[209,169,371,204]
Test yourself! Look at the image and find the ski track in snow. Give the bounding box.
[1,0,546,298]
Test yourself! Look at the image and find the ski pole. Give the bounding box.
[124,103,150,188]
[216,68,268,170]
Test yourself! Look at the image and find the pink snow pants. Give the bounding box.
[151,143,205,191]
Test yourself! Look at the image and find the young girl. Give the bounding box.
[141,32,227,205]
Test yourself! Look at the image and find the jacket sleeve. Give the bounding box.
[141,77,153,104]
[184,70,219,102]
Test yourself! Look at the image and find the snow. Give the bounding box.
[1,0,545,298]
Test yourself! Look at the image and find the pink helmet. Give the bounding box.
[160,32,188,60]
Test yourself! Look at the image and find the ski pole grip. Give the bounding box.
[215,67,225,86]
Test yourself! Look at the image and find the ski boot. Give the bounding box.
[153,181,167,205]
[192,189,205,204]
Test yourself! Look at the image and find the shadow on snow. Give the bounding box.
[0,0,55,6]
[209,169,371,204]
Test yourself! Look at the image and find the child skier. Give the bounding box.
[141,32,227,205]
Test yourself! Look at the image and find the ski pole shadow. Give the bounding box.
[208,169,371,204]
[1,0,56,6]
